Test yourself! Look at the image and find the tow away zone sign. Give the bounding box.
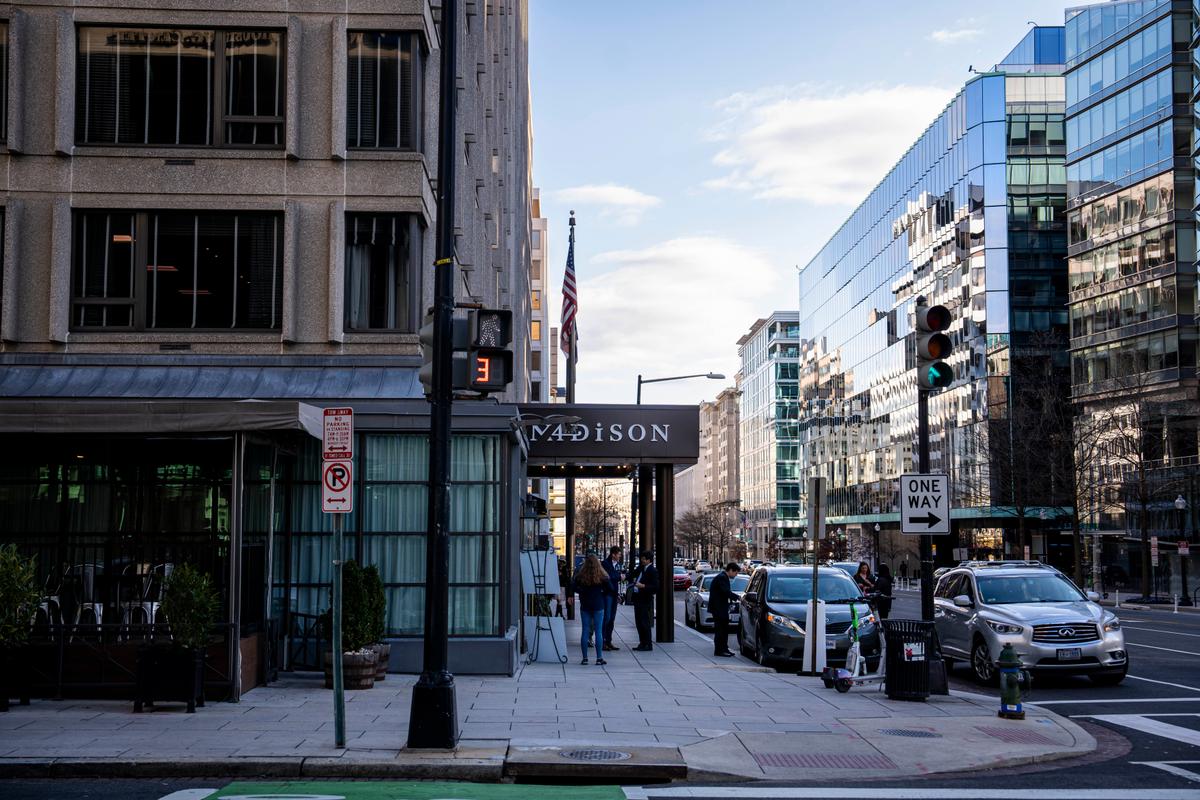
[901,473,950,535]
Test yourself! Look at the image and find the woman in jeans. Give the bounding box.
[571,555,616,665]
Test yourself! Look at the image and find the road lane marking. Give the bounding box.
[624,788,1200,799]
[1125,626,1200,638]
[1033,697,1200,706]
[1082,714,1200,748]
[158,792,218,800]
[1131,762,1200,785]
[1126,642,1200,657]
[1127,674,1200,693]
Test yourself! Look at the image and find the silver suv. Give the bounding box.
[933,561,1127,685]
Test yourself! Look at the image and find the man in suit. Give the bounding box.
[710,562,740,657]
[631,550,658,651]
[600,546,624,651]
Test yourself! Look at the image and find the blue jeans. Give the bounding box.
[580,608,604,660]
[603,594,619,648]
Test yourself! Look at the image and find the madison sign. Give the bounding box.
[518,403,699,464]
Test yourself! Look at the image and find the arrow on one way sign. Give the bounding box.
[906,512,942,529]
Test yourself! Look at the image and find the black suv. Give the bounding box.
[738,565,882,671]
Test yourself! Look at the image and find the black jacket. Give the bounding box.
[709,572,734,621]
[601,557,623,595]
[571,577,617,614]
[630,563,658,605]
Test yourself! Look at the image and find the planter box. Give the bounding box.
[373,643,391,680]
[0,648,31,712]
[323,649,377,690]
[134,646,205,713]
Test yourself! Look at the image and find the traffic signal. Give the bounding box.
[915,303,954,391]
[467,309,513,394]
[418,310,471,397]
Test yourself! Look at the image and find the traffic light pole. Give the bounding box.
[408,0,458,750]
[918,389,934,622]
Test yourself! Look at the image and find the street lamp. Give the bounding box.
[630,371,726,560]
[874,523,881,570]
[1176,495,1191,606]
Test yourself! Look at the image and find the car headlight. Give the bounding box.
[766,612,805,635]
[985,620,1024,634]
[1103,615,1121,632]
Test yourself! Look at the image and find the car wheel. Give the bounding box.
[971,637,997,685]
[756,635,776,669]
[1090,667,1127,686]
[686,606,695,628]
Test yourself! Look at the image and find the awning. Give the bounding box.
[0,399,323,438]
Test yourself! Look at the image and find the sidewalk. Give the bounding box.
[0,604,1094,782]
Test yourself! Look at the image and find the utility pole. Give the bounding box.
[408,0,459,750]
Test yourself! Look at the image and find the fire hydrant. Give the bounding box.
[997,643,1031,720]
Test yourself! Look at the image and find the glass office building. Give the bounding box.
[796,28,1072,563]
[1064,1,1198,585]
[737,312,801,558]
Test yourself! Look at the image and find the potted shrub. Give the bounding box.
[321,560,377,690]
[363,565,390,681]
[134,563,219,713]
[0,545,39,711]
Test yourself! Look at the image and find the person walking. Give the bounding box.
[874,563,894,619]
[571,555,616,665]
[899,560,908,582]
[600,546,624,651]
[709,562,739,657]
[853,561,875,594]
[630,551,658,651]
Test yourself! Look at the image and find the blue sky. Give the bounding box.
[530,0,1077,406]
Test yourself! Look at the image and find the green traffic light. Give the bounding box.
[926,362,953,389]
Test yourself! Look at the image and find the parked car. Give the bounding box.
[933,561,1127,685]
[672,566,693,591]
[685,571,751,630]
[737,565,881,671]
[692,561,713,582]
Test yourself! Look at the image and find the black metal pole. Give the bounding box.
[629,376,642,564]
[919,389,934,622]
[655,463,674,642]
[408,0,459,750]
[1181,507,1192,606]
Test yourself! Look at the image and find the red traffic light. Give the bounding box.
[916,305,951,333]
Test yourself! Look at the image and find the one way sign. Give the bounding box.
[900,473,950,535]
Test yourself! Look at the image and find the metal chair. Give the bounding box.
[34,570,64,627]
[67,563,105,640]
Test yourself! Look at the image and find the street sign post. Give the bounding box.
[900,473,950,535]
[1151,536,1159,568]
[807,477,827,541]
[1181,541,1191,557]
[321,407,353,749]
[804,476,826,675]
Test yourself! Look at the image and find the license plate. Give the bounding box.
[826,635,838,649]
[1057,647,1081,661]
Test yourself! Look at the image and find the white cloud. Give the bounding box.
[705,84,955,206]
[929,28,982,44]
[551,184,662,226]
[570,237,788,405]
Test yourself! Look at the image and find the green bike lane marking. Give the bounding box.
[211,781,625,800]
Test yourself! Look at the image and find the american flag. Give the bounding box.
[561,225,577,356]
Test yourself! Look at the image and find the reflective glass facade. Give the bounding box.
[796,30,1070,554]
[1064,0,1199,542]
[737,312,800,557]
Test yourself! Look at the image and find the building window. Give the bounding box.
[75,27,284,147]
[347,32,423,150]
[531,289,541,310]
[531,319,541,340]
[531,350,542,371]
[344,213,421,332]
[71,210,282,330]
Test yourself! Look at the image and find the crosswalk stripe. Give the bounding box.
[1126,642,1200,657]
[623,788,1200,799]
[1083,714,1200,748]
[1127,674,1200,693]
[1131,762,1200,785]
[157,791,218,800]
[1033,697,1200,706]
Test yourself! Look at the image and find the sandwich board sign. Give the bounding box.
[900,473,950,535]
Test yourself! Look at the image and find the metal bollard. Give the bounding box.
[1174,594,1179,614]
[1115,590,1121,609]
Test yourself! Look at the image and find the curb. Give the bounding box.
[0,757,505,781]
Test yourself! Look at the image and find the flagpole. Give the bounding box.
[564,212,577,617]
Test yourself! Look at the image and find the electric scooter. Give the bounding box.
[821,592,885,693]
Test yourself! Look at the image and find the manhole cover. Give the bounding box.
[878,728,942,738]
[560,748,631,762]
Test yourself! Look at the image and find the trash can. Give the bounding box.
[881,619,934,701]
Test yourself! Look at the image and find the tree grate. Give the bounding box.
[560,748,632,762]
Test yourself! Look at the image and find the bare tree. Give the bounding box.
[676,504,738,566]
[574,483,625,556]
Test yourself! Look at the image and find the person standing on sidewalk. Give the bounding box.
[571,555,616,665]
[874,563,894,619]
[710,562,739,657]
[854,561,875,594]
[630,551,658,651]
[600,545,624,652]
